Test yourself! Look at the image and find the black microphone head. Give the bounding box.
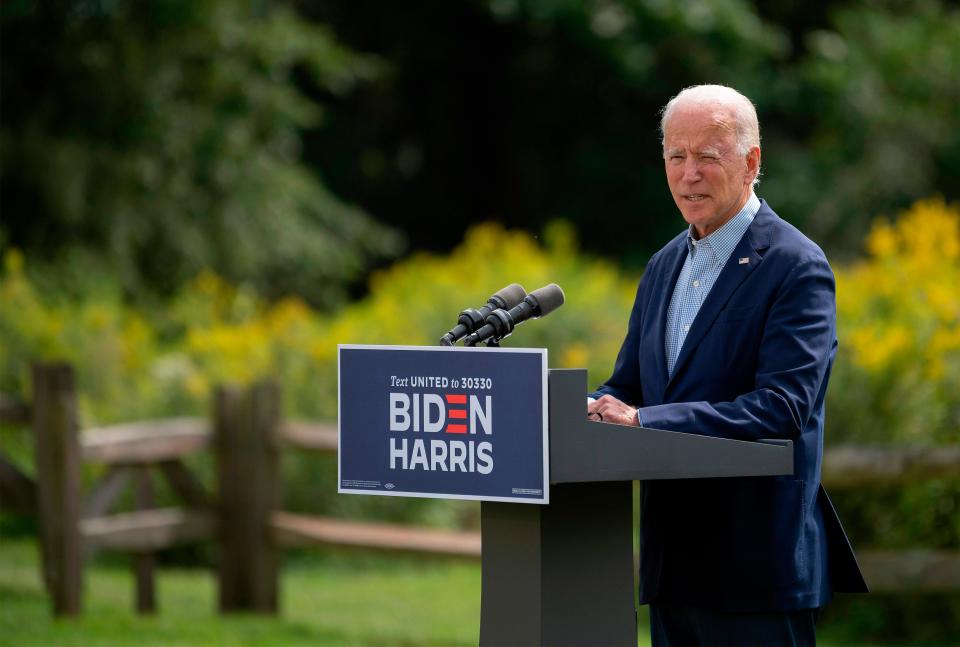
[529,283,565,317]
[490,283,526,309]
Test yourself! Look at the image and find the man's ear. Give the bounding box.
[745,146,761,184]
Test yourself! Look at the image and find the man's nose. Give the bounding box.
[682,157,702,182]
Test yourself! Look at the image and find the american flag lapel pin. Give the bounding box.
[739,257,749,265]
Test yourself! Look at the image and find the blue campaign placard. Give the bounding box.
[338,344,549,504]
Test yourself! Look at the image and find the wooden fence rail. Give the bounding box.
[1,362,958,617]
[81,509,215,553]
[822,445,960,487]
[82,418,209,464]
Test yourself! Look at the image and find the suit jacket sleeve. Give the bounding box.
[639,254,836,442]
[587,259,653,405]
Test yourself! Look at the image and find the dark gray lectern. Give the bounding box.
[479,369,794,646]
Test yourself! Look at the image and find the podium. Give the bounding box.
[479,369,794,646]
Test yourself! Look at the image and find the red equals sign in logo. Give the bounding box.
[445,394,467,433]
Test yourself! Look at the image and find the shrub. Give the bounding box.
[829,197,960,444]
[1,202,957,535]
[0,221,638,525]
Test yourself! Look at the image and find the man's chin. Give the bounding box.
[680,208,714,229]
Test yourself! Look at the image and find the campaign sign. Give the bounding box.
[338,344,548,504]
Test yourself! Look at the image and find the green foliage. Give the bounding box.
[828,198,960,445]
[766,0,960,249]
[0,0,402,307]
[830,480,960,552]
[823,200,960,633]
[0,250,166,423]
[312,220,637,389]
[0,220,637,426]
[305,0,795,262]
[306,0,960,264]
[823,591,960,645]
[2,204,959,643]
[0,221,637,526]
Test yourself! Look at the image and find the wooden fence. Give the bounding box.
[0,363,480,616]
[0,362,958,617]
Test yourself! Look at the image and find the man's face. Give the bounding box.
[663,104,760,238]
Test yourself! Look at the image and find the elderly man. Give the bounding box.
[587,85,866,646]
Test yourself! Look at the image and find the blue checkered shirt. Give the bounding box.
[665,193,760,377]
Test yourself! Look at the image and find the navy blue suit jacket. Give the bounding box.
[591,200,867,612]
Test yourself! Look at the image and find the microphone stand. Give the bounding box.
[446,335,500,347]
[463,333,501,348]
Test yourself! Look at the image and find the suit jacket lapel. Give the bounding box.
[649,240,688,402]
[666,207,774,390]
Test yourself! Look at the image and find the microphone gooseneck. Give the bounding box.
[439,283,527,346]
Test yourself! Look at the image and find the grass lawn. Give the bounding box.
[0,539,494,646]
[0,537,917,646]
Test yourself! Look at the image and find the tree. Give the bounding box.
[299,0,960,263]
[300,0,789,266]
[769,0,960,253]
[0,0,402,307]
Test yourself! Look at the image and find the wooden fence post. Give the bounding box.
[133,466,156,614]
[32,363,83,616]
[215,381,281,613]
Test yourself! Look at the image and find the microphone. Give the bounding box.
[439,283,527,346]
[463,283,565,346]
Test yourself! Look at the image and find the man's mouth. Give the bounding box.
[683,194,709,202]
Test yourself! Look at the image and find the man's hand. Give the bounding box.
[587,394,639,426]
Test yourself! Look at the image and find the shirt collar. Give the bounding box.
[685,192,760,260]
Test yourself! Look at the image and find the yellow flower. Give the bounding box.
[837,197,960,378]
[866,221,897,258]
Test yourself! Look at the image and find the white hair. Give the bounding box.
[660,84,762,184]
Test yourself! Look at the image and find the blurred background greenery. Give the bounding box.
[1,0,958,644]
